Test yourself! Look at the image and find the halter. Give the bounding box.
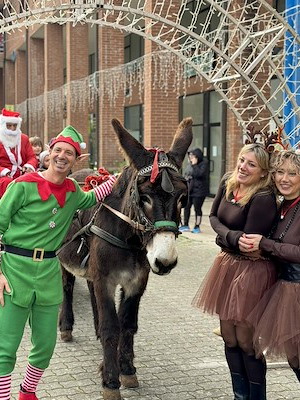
[129,152,180,233]
[57,153,182,258]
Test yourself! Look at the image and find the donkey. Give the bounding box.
[58,118,193,400]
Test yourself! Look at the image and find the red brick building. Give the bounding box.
[0,0,285,195]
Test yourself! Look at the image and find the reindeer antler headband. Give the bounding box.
[245,126,289,153]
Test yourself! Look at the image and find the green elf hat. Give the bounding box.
[50,125,86,155]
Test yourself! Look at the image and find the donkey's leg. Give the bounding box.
[59,268,76,342]
[94,279,121,395]
[87,280,100,339]
[118,267,148,388]
[117,292,143,388]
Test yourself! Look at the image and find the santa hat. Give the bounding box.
[0,108,22,125]
[50,125,86,156]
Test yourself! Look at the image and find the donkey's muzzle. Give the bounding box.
[152,258,178,275]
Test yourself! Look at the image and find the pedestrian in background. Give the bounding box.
[192,143,277,399]
[38,149,50,171]
[240,150,300,383]
[180,148,209,233]
[29,136,43,162]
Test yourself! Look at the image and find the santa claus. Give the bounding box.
[0,108,38,197]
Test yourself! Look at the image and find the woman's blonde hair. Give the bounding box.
[225,143,272,206]
[270,150,300,175]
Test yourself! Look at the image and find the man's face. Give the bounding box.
[49,142,77,175]
[6,123,18,131]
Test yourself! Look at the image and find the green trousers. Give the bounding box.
[0,294,59,375]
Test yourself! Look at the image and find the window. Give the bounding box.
[124,34,144,64]
[273,0,285,13]
[180,1,221,36]
[181,1,219,78]
[124,105,143,143]
[0,33,3,53]
[89,53,96,75]
[88,113,98,169]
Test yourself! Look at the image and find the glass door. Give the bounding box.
[209,126,222,195]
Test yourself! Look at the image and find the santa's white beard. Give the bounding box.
[0,128,21,148]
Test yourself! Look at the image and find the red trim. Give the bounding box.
[147,148,163,183]
[16,172,76,207]
[280,196,300,219]
[50,137,81,155]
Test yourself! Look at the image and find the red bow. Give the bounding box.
[147,148,163,183]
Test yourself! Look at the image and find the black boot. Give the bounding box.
[292,367,300,382]
[231,372,250,400]
[249,380,266,400]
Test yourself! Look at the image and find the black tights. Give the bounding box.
[221,320,266,384]
[183,196,205,226]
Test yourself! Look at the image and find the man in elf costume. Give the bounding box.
[0,109,38,197]
[0,125,116,400]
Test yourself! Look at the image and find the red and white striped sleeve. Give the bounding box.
[93,175,117,202]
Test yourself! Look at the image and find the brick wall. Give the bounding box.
[44,24,64,144]
[66,23,89,169]
[15,50,27,105]
[98,19,124,172]
[143,0,180,151]
[28,36,44,137]
[4,60,15,105]
[0,69,3,109]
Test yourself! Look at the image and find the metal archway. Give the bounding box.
[1,0,299,145]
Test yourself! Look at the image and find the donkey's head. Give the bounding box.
[111,118,193,275]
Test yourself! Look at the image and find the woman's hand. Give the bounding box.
[0,273,11,306]
[238,233,263,253]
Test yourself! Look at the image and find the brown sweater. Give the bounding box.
[210,180,277,252]
[260,200,300,265]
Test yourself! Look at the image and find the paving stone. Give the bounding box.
[10,199,299,399]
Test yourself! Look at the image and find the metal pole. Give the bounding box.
[284,0,300,147]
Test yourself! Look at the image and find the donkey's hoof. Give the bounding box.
[60,330,73,342]
[102,388,122,400]
[120,374,139,388]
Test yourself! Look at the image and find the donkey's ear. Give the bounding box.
[111,119,151,170]
[168,118,193,168]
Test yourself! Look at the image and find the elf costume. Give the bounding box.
[0,126,116,400]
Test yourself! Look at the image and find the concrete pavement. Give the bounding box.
[11,197,299,399]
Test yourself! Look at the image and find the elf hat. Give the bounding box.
[0,108,22,125]
[50,125,86,155]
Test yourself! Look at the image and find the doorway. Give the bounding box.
[180,91,223,195]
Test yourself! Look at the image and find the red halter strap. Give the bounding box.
[146,147,163,183]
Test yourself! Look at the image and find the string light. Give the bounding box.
[0,0,298,146]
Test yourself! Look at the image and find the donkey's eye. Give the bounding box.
[140,195,152,205]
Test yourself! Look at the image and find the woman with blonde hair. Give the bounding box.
[192,143,278,399]
[240,150,300,383]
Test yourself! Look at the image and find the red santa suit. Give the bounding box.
[0,109,38,197]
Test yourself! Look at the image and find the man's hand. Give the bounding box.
[0,273,11,306]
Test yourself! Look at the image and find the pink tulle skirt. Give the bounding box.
[247,280,300,364]
[192,251,277,325]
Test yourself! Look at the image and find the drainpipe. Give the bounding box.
[26,29,29,134]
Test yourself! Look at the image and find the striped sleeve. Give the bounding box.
[93,175,117,202]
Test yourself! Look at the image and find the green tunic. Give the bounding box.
[0,177,97,307]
